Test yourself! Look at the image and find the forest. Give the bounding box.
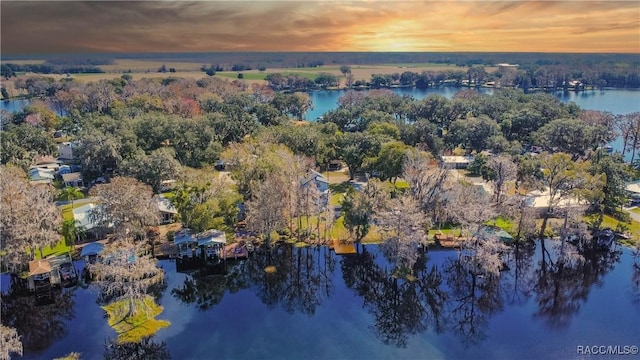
[1,71,640,356]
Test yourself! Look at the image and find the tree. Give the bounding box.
[0,166,62,271]
[589,151,631,215]
[340,65,351,77]
[119,148,181,194]
[61,218,83,247]
[533,118,592,160]
[487,155,517,205]
[375,194,430,274]
[402,151,448,224]
[536,153,589,239]
[342,180,389,241]
[0,87,9,100]
[370,141,410,182]
[58,186,84,207]
[245,174,288,246]
[91,239,164,316]
[0,325,22,360]
[170,179,241,233]
[337,132,380,180]
[445,116,500,153]
[89,177,159,238]
[75,130,122,182]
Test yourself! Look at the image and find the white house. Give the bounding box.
[441,155,475,169]
[61,172,84,188]
[625,180,640,199]
[58,142,78,160]
[301,169,330,208]
[28,168,55,184]
[154,195,178,224]
[524,188,588,215]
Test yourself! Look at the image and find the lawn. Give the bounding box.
[599,214,640,247]
[102,296,170,343]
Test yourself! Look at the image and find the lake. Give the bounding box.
[4,241,639,360]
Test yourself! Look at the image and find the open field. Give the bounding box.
[1,57,476,88]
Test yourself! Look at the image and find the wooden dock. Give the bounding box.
[331,239,356,255]
[433,233,467,249]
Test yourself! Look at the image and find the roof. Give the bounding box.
[28,168,55,180]
[34,155,58,165]
[525,188,588,208]
[61,172,82,183]
[154,196,177,214]
[442,155,474,164]
[626,180,640,194]
[196,229,227,246]
[80,242,105,257]
[29,259,52,276]
[73,203,99,230]
[174,229,195,245]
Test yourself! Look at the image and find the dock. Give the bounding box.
[221,242,248,260]
[433,233,467,249]
[331,239,356,255]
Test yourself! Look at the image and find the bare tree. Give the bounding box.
[89,177,159,239]
[0,166,61,270]
[245,174,288,246]
[91,238,164,316]
[0,325,22,360]
[402,151,448,224]
[487,155,517,205]
[445,181,496,236]
[375,194,430,273]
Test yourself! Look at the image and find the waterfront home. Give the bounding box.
[524,188,588,216]
[28,168,55,185]
[27,259,53,296]
[441,155,474,169]
[73,203,107,239]
[58,142,77,161]
[61,172,84,188]
[625,180,640,200]
[154,195,177,224]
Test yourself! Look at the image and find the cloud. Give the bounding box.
[1,1,638,54]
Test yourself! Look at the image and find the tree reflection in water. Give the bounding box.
[172,243,335,316]
[104,336,171,360]
[442,255,503,346]
[533,239,621,329]
[168,240,626,349]
[0,287,75,352]
[341,245,447,348]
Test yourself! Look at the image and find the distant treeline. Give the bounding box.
[1,57,114,77]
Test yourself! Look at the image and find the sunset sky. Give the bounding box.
[2,1,639,55]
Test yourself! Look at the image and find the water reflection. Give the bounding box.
[1,286,75,352]
[532,240,621,329]
[104,336,171,360]
[341,245,446,347]
[172,244,336,315]
[442,256,503,346]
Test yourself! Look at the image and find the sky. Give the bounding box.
[1,1,639,54]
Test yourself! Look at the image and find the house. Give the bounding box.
[61,172,84,188]
[301,169,330,207]
[28,168,55,184]
[58,142,77,160]
[625,180,640,200]
[174,229,227,260]
[72,203,108,239]
[441,155,474,169]
[33,155,60,171]
[154,195,177,224]
[524,188,588,216]
[27,259,53,296]
[160,180,176,193]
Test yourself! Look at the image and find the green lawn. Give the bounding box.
[599,215,639,247]
[631,208,640,215]
[102,296,170,344]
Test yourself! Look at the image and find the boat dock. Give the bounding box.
[433,232,467,249]
[331,239,356,255]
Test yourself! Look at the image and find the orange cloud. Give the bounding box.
[1,1,638,54]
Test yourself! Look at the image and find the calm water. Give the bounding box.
[3,241,639,360]
[304,88,640,120]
